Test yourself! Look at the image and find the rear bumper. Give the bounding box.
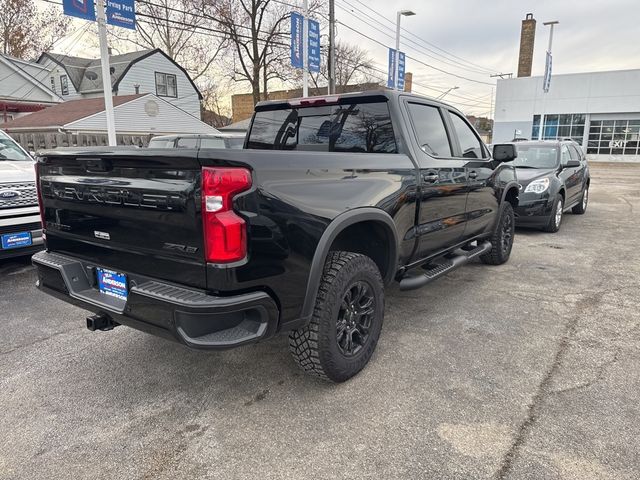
[32,250,279,349]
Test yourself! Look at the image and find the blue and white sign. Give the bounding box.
[307,19,321,73]
[387,49,406,90]
[1,232,32,250]
[291,12,304,69]
[107,0,136,30]
[62,0,95,22]
[97,268,128,300]
[543,51,552,93]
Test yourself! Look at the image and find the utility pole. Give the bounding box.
[328,0,336,94]
[96,0,116,146]
[302,0,309,97]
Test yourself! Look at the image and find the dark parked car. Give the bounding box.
[32,90,520,382]
[513,140,590,232]
[148,133,245,149]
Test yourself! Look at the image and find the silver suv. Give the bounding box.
[0,131,43,259]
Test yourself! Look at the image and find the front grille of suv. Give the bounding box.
[0,182,38,208]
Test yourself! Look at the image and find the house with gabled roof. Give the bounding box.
[37,48,203,118]
[0,53,62,123]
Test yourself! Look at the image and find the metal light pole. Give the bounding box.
[328,0,336,94]
[395,10,415,91]
[302,0,309,97]
[544,20,559,55]
[96,0,116,146]
[437,86,459,99]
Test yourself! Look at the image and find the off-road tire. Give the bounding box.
[480,202,515,265]
[572,185,589,214]
[544,194,563,233]
[289,251,384,382]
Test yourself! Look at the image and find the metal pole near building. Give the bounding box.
[96,0,116,146]
[394,10,415,91]
[303,0,309,97]
[328,0,336,94]
[544,21,559,54]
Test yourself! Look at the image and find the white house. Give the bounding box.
[0,53,61,123]
[37,49,203,118]
[1,93,218,148]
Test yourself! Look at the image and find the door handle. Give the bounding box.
[422,174,439,183]
[468,171,478,179]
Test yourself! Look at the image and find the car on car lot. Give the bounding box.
[147,133,245,149]
[513,140,590,232]
[0,130,43,259]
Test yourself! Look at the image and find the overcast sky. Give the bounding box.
[335,0,640,115]
[55,0,640,117]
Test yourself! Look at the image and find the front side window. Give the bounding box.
[247,100,397,153]
[60,75,69,95]
[406,103,451,157]
[560,145,571,165]
[449,112,484,159]
[155,72,177,97]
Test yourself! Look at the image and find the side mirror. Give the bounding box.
[492,144,517,162]
[564,159,581,168]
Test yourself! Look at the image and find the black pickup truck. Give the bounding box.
[32,91,519,382]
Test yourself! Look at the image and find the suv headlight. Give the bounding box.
[524,178,550,194]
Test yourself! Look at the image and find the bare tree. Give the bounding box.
[109,0,225,81]
[0,0,69,59]
[309,41,378,92]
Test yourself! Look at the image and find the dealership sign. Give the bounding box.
[387,48,405,90]
[543,51,552,93]
[106,0,136,30]
[290,12,321,71]
[62,0,95,22]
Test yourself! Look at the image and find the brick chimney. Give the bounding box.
[517,13,536,77]
[403,72,413,93]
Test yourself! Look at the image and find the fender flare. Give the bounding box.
[300,208,399,320]
[500,180,520,205]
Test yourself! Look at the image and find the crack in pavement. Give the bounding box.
[494,290,606,480]
[0,327,77,355]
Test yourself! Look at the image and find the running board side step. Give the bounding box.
[399,241,492,291]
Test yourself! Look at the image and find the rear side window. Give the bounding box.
[407,103,452,157]
[176,137,198,149]
[247,101,397,153]
[449,112,484,159]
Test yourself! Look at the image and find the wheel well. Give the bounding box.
[559,188,565,200]
[504,186,519,208]
[328,221,394,284]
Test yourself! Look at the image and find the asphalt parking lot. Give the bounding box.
[1,162,639,480]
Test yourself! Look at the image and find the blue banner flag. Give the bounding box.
[62,0,95,22]
[387,49,405,90]
[291,12,304,69]
[307,19,320,73]
[107,0,136,30]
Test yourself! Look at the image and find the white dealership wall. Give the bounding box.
[493,69,640,162]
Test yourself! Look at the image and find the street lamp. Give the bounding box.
[395,10,416,91]
[437,86,459,99]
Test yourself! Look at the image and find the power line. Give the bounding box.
[350,0,499,75]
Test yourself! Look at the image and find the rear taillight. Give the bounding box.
[34,161,45,233]
[201,167,252,263]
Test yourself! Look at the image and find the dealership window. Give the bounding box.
[60,75,69,95]
[532,114,585,145]
[587,119,640,155]
[155,72,177,97]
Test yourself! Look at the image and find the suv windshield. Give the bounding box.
[513,145,559,169]
[0,135,30,161]
[247,99,397,153]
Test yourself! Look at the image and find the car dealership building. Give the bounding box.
[493,68,640,162]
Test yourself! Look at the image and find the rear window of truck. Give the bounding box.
[247,101,397,153]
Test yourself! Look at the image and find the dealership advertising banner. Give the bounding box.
[62,0,96,22]
[106,0,136,30]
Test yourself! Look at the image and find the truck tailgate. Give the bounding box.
[38,149,207,289]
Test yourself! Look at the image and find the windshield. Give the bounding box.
[0,135,30,161]
[513,145,559,169]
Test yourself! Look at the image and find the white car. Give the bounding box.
[0,131,43,259]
